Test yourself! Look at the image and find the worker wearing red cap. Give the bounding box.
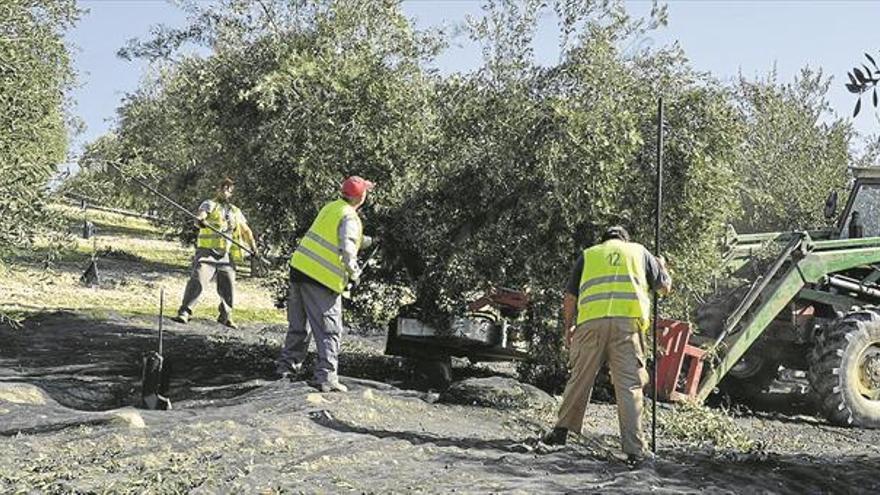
[275,176,375,392]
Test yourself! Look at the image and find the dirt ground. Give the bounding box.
[3,207,880,493]
[2,311,880,494]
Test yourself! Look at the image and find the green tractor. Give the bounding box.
[693,167,880,427]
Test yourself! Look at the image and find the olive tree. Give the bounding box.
[69,0,857,393]
[731,68,851,233]
[0,0,78,257]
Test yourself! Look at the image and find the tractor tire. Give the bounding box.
[694,284,779,399]
[810,307,880,428]
[416,357,453,391]
[719,351,780,400]
[692,284,751,338]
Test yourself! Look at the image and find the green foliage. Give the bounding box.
[64,0,857,392]
[0,0,78,257]
[658,400,758,452]
[731,68,851,233]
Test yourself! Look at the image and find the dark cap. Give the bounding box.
[218,177,235,190]
[601,225,630,242]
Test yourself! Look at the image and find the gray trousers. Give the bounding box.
[276,279,343,384]
[178,248,235,321]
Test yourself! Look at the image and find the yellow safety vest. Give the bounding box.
[196,201,244,261]
[289,199,362,294]
[577,239,651,330]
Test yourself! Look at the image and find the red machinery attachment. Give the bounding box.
[467,287,530,313]
[655,318,706,401]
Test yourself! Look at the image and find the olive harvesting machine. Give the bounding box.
[668,166,880,427]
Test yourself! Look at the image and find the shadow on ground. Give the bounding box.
[302,395,880,493]
[0,312,502,412]
[0,312,275,410]
[11,244,190,276]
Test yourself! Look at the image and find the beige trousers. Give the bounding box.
[555,317,649,456]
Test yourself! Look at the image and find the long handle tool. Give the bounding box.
[651,97,664,455]
[103,161,265,261]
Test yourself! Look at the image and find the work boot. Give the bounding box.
[217,304,238,329]
[273,363,301,381]
[625,452,656,469]
[217,315,238,329]
[171,312,189,324]
[217,319,238,330]
[541,427,569,446]
[312,380,348,393]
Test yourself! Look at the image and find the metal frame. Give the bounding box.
[834,169,880,237]
[696,232,880,401]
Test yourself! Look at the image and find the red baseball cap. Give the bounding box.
[341,176,375,198]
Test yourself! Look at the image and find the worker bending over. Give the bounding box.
[543,225,671,466]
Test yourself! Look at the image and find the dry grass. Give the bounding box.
[0,204,284,325]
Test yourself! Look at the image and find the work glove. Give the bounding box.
[345,266,363,291]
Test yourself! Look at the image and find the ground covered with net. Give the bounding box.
[2,312,879,493]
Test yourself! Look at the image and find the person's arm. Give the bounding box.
[194,200,212,226]
[238,221,258,253]
[643,248,672,295]
[562,293,577,347]
[563,254,583,347]
[338,213,362,282]
[656,256,671,294]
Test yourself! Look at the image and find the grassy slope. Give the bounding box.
[0,203,284,324]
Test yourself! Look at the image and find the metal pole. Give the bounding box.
[103,161,259,258]
[652,97,664,455]
[159,289,164,356]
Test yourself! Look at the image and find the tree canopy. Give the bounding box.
[62,0,856,390]
[0,0,78,257]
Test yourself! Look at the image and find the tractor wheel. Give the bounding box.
[415,357,453,391]
[719,350,780,400]
[693,284,751,338]
[810,308,880,427]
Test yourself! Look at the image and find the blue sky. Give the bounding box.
[66,0,880,164]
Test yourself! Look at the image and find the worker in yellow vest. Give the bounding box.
[171,177,258,329]
[542,225,670,467]
[275,176,375,392]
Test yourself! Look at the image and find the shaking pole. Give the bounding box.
[651,97,664,455]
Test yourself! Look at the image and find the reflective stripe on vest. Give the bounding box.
[196,202,243,261]
[576,239,650,330]
[289,199,362,294]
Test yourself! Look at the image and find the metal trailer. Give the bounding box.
[384,288,531,389]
